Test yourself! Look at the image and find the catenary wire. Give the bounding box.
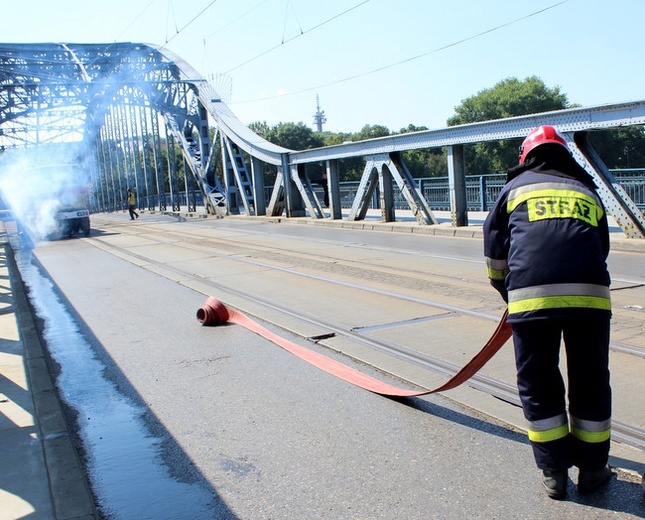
[230,0,569,104]
[223,0,372,74]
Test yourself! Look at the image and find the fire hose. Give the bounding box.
[196,296,512,397]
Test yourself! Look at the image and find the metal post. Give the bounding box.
[379,162,396,222]
[479,175,487,211]
[447,144,468,227]
[251,157,266,216]
[326,160,342,220]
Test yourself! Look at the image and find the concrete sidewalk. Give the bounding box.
[0,220,96,519]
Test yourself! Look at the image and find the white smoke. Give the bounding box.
[0,146,85,242]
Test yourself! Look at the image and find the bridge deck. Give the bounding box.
[2,212,644,518]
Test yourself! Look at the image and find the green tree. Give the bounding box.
[265,121,324,150]
[352,124,391,141]
[399,124,447,178]
[248,121,271,137]
[587,127,645,169]
[319,131,351,146]
[318,130,364,181]
[448,76,570,174]
[248,121,325,181]
[327,124,391,181]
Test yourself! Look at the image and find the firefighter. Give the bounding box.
[483,125,613,499]
[127,188,139,220]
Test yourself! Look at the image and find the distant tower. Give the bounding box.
[313,94,327,132]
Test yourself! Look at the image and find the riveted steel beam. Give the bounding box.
[1,43,644,237]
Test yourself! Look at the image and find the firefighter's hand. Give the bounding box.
[490,279,508,303]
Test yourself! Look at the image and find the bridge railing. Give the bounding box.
[122,170,644,216]
[336,171,645,213]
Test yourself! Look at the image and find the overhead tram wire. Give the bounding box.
[159,0,220,49]
[177,0,272,55]
[282,0,304,42]
[223,0,372,75]
[230,0,570,105]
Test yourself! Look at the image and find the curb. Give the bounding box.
[6,241,98,520]
[166,211,645,254]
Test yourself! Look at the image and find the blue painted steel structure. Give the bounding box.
[1,42,644,237]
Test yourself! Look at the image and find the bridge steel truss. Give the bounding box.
[1,42,644,238]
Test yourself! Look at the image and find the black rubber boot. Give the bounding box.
[578,465,612,493]
[542,470,567,500]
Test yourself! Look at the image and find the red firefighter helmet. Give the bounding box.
[519,125,570,164]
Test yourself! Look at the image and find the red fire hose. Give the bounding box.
[197,296,512,397]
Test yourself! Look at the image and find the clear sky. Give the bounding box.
[2,0,644,134]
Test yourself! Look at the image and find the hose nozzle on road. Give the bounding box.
[196,296,230,325]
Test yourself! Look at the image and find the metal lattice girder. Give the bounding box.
[571,133,645,238]
[289,102,645,163]
[290,163,324,219]
[1,43,171,149]
[348,158,379,221]
[2,43,645,237]
[221,135,255,215]
[154,46,289,167]
[287,102,645,236]
[348,154,438,225]
[388,153,438,225]
[267,169,285,217]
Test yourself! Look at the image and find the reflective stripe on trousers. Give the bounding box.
[527,413,568,443]
[527,414,611,444]
[570,416,611,443]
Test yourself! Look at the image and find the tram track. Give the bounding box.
[95,218,645,357]
[86,218,645,453]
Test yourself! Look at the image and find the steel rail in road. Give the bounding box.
[87,226,645,453]
[105,222,645,359]
[195,283,645,454]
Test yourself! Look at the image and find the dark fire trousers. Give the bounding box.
[511,316,611,471]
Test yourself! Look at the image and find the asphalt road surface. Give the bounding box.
[20,211,645,519]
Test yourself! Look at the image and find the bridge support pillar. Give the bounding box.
[447,145,468,227]
[326,160,342,220]
[251,157,266,216]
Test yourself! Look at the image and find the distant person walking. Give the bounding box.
[127,189,139,220]
[483,125,613,500]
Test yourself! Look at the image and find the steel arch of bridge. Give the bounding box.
[1,42,644,238]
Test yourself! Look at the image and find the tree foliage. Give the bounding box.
[399,124,447,178]
[248,121,326,181]
[244,78,644,186]
[352,124,391,141]
[447,75,645,172]
[250,121,324,151]
[448,76,569,125]
[448,76,570,174]
[587,127,645,168]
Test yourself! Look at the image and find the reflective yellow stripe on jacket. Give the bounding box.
[508,283,611,314]
[506,182,604,227]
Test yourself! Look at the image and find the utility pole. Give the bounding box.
[313,94,327,133]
